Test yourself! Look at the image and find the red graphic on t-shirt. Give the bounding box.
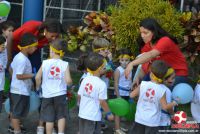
[85,83,93,95]
[50,66,60,77]
[146,88,155,99]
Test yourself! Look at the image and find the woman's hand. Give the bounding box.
[125,62,133,79]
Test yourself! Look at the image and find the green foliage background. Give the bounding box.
[109,0,184,54]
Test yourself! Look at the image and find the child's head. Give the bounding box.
[0,35,6,52]
[92,37,111,57]
[163,67,176,87]
[77,53,89,72]
[117,48,133,68]
[0,20,15,38]
[150,60,169,83]
[85,52,105,75]
[49,38,66,58]
[19,33,38,55]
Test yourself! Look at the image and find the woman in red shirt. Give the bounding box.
[125,18,188,87]
[7,20,63,71]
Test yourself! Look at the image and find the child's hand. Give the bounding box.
[105,112,114,121]
[173,97,181,106]
[107,51,112,61]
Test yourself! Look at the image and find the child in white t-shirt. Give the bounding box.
[10,33,38,134]
[78,52,114,134]
[35,39,72,134]
[191,79,200,124]
[114,48,133,134]
[0,35,6,113]
[129,60,179,134]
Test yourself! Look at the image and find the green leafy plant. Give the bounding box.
[109,0,184,53]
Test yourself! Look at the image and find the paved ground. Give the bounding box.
[0,102,199,134]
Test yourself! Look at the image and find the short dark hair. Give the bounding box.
[86,52,104,71]
[50,38,66,53]
[151,60,169,79]
[0,20,15,34]
[20,33,37,47]
[117,48,132,58]
[92,37,110,50]
[77,52,89,71]
[0,35,6,45]
[38,19,63,34]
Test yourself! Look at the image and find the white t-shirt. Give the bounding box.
[41,59,68,98]
[10,52,32,96]
[0,52,5,91]
[135,81,166,127]
[117,66,132,96]
[78,75,107,121]
[160,85,172,126]
[191,84,200,123]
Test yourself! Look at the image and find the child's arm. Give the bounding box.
[35,66,42,90]
[130,85,140,98]
[65,66,72,85]
[100,99,114,121]
[114,69,120,97]
[17,73,34,80]
[160,92,178,111]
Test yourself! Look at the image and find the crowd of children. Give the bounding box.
[0,19,200,134]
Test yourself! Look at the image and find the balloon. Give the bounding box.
[4,98,10,113]
[172,83,194,104]
[124,99,136,121]
[67,91,77,109]
[29,91,40,112]
[108,98,129,116]
[4,77,10,93]
[0,2,11,17]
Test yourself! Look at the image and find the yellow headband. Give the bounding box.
[87,59,106,75]
[164,68,175,79]
[118,54,134,60]
[151,68,175,83]
[50,45,65,57]
[18,42,38,50]
[93,47,108,52]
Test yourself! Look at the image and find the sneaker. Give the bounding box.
[120,127,128,132]
[114,129,126,134]
[8,126,27,133]
[37,126,44,134]
[101,123,108,130]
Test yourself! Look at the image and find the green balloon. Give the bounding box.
[124,101,137,121]
[0,3,10,17]
[68,92,77,109]
[4,77,10,93]
[108,98,129,116]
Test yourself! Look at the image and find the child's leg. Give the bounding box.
[46,122,54,134]
[57,118,65,133]
[115,115,120,130]
[12,118,21,132]
[0,91,2,113]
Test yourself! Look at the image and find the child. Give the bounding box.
[129,60,179,134]
[92,37,115,131]
[35,38,72,134]
[160,67,176,132]
[10,33,38,134]
[0,35,6,113]
[114,48,133,134]
[78,52,114,134]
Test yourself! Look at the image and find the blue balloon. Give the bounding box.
[4,98,10,113]
[172,83,194,104]
[29,91,40,112]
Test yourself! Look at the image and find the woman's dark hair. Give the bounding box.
[20,33,37,47]
[0,20,15,34]
[0,35,6,45]
[137,18,178,51]
[86,52,104,71]
[77,53,89,71]
[38,19,63,34]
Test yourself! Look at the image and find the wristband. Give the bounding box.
[105,111,112,120]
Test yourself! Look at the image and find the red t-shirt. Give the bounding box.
[141,37,188,76]
[13,20,48,51]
